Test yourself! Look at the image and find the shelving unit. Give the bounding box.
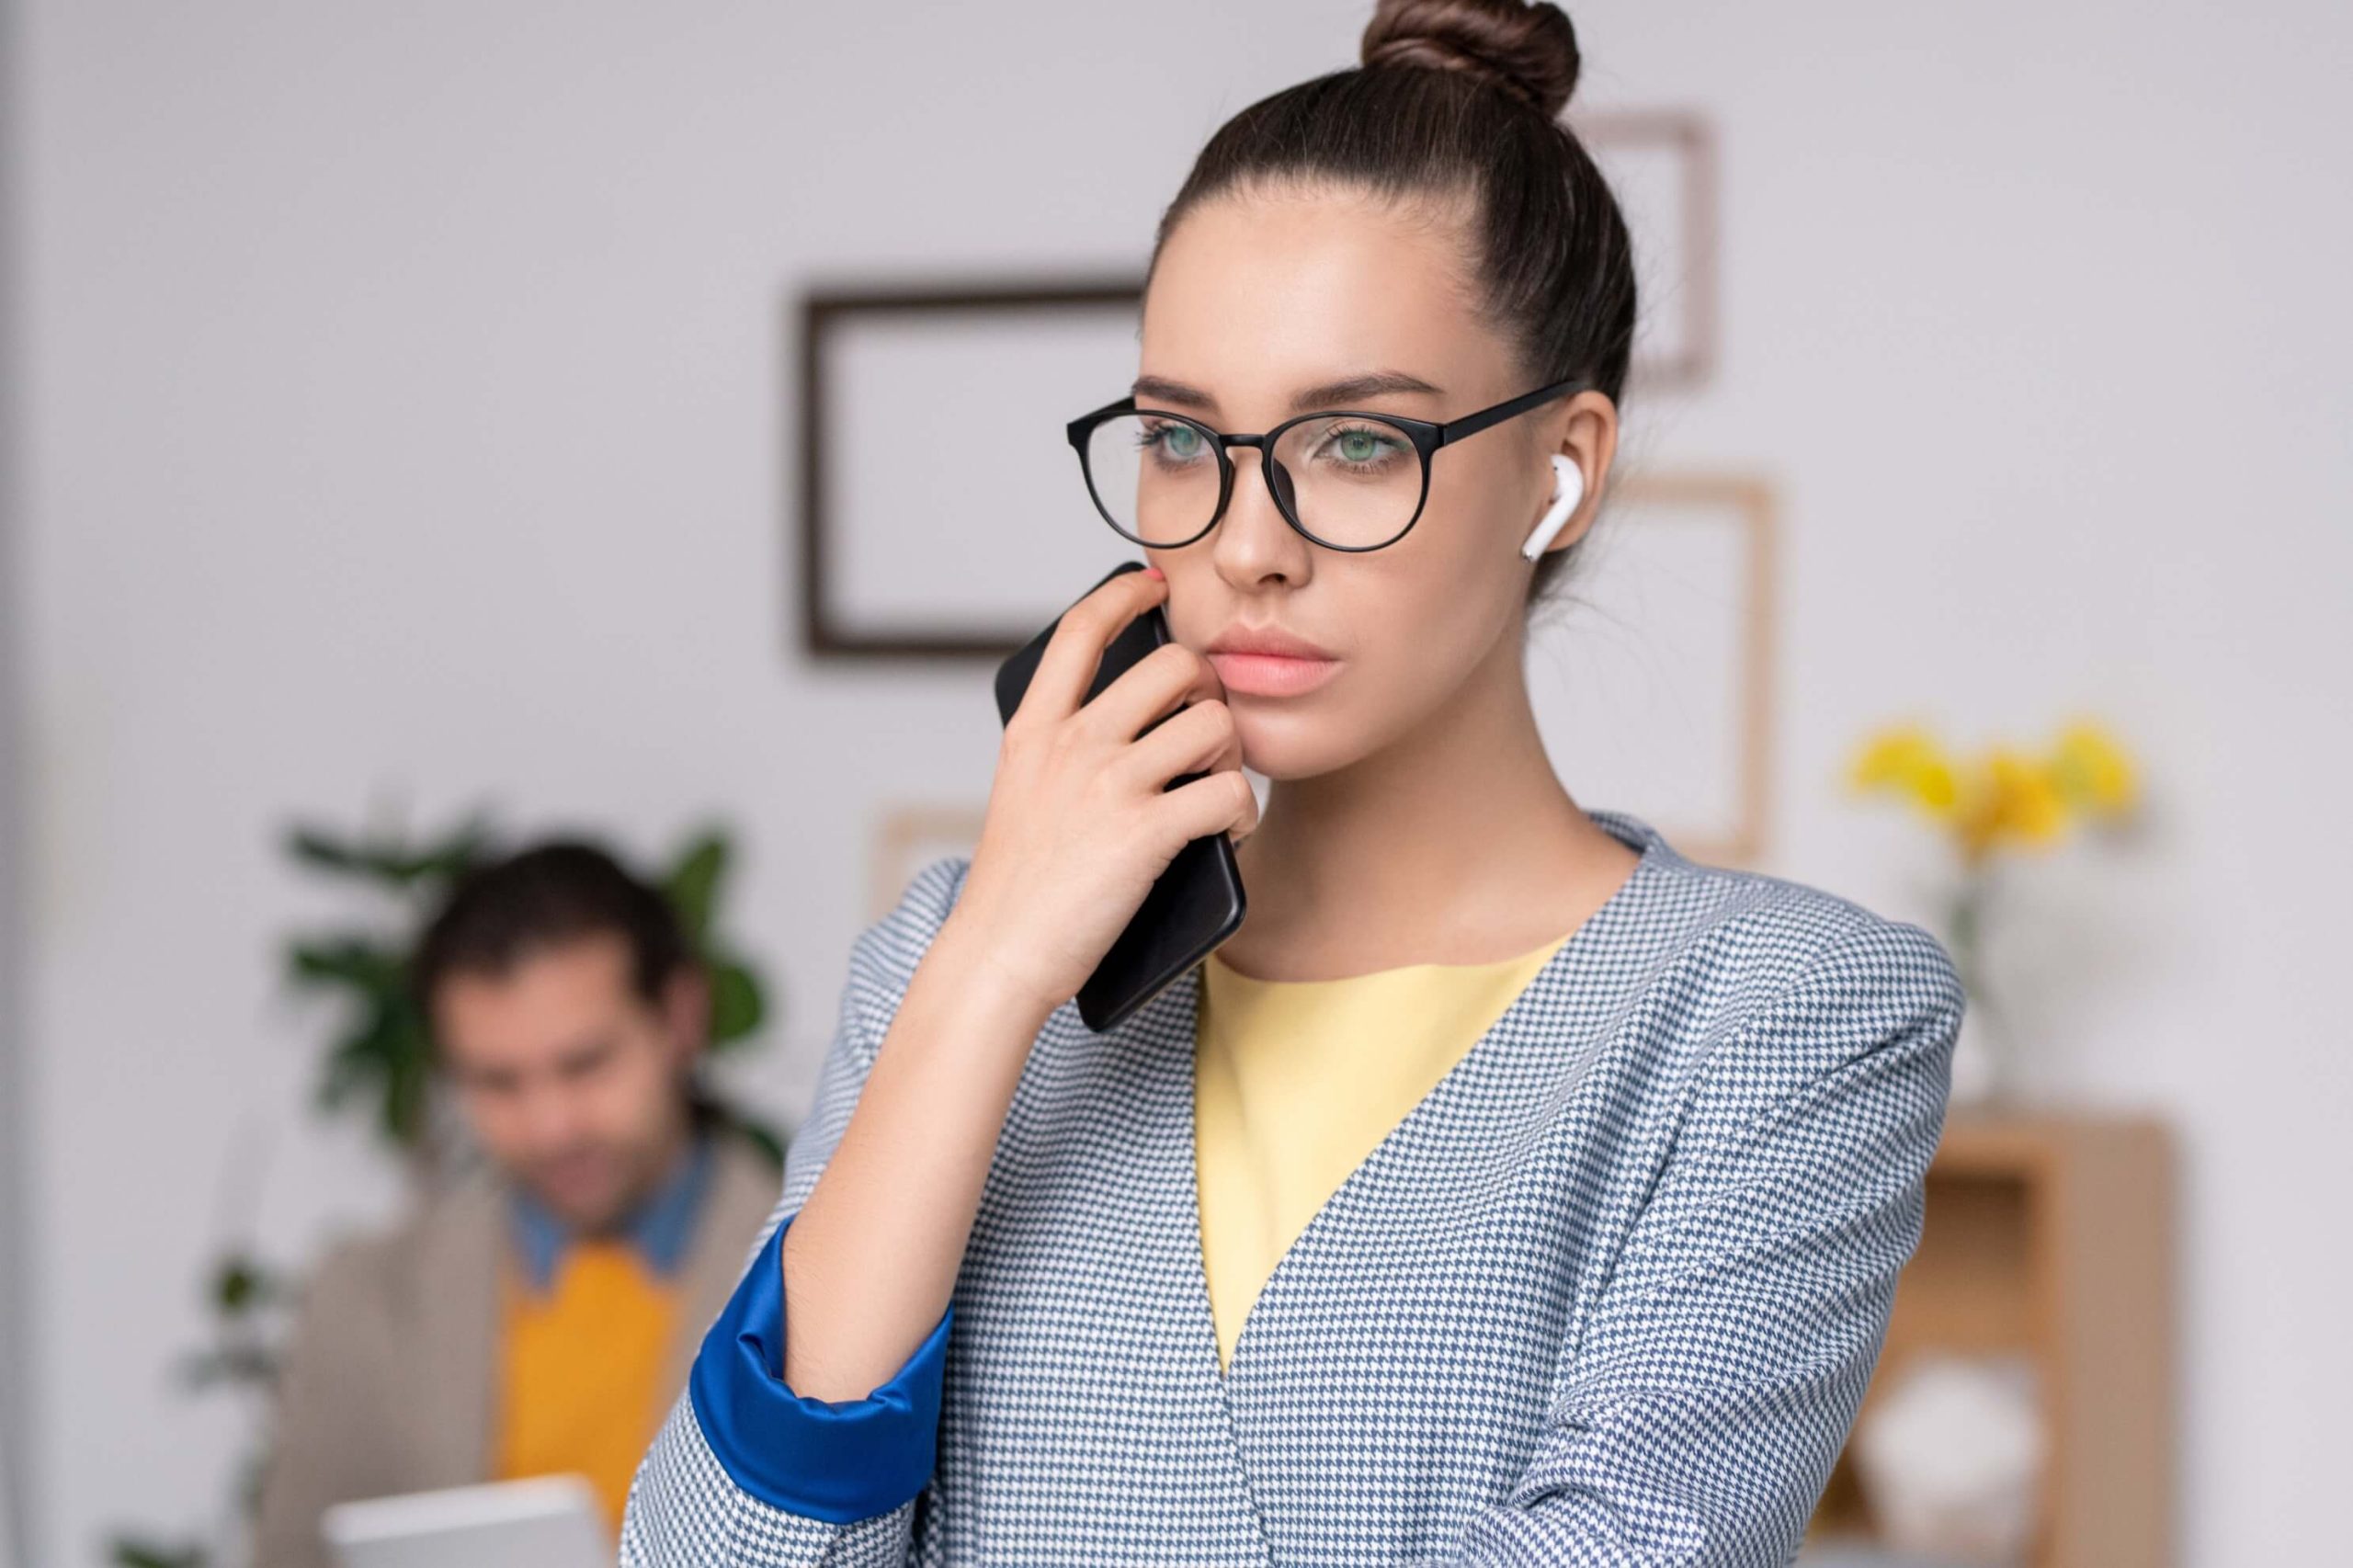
[1805,1109,2177,1567]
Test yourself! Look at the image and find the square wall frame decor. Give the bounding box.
[797,276,1149,661]
[1527,471,1778,869]
[869,802,989,922]
[1565,108,1721,393]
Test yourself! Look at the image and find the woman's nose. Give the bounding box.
[1211,447,1313,582]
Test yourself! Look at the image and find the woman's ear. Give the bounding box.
[1521,454,1587,560]
[1526,391,1617,558]
[1557,391,1617,500]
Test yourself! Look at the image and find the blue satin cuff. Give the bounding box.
[686,1208,953,1524]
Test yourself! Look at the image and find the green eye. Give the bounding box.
[1161,425,1203,460]
[1320,423,1405,469]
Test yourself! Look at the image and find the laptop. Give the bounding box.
[323,1474,609,1568]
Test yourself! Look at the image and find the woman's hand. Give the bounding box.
[763,573,1250,1406]
[946,567,1257,1023]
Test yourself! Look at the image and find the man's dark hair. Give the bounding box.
[410,840,692,1026]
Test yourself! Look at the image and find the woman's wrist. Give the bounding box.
[915,909,1060,1043]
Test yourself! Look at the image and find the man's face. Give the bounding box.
[433,931,704,1232]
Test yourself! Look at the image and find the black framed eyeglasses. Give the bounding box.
[1064,375,1585,553]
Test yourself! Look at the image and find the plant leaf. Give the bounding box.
[285,824,369,874]
[285,935,405,995]
[663,830,729,945]
[404,813,498,887]
[211,1254,280,1314]
[705,956,765,1048]
[284,812,497,891]
[109,1536,209,1568]
[312,994,431,1153]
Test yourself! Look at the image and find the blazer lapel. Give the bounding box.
[1220,823,1673,1393]
[1210,817,1699,1562]
[666,1129,785,1403]
[946,958,1275,1564]
[412,1178,505,1483]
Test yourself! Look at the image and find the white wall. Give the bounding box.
[8,1,2348,1562]
[1,0,32,1560]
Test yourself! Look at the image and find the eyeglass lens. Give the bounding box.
[1082,412,1424,550]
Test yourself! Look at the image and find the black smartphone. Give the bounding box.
[993,560,1248,1034]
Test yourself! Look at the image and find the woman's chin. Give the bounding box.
[1226,720,1358,785]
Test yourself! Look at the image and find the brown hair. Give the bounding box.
[1145,0,1636,611]
[410,840,691,1030]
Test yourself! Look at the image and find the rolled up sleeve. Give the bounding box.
[621,853,972,1567]
[688,1208,952,1522]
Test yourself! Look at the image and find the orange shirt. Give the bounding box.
[491,1239,681,1535]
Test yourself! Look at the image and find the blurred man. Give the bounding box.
[253,842,781,1568]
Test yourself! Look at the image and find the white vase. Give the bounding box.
[1853,1351,2044,1565]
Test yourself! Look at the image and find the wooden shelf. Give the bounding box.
[1806,1108,2177,1567]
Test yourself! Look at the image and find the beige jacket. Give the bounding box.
[252,1126,779,1568]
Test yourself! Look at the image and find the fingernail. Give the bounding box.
[1142,565,1165,581]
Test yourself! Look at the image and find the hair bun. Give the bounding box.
[1360,0,1581,120]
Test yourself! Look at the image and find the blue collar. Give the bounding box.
[507,1132,714,1294]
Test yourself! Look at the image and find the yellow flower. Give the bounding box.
[1847,725,1961,821]
[1848,717,2142,869]
[1979,748,2068,853]
[2046,719,2139,818]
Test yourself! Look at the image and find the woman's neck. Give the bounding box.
[1223,642,1641,983]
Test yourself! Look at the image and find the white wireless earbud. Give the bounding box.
[1520,454,1585,562]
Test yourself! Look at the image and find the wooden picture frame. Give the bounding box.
[869,801,989,921]
[1567,108,1721,393]
[796,277,1146,661]
[1529,471,1777,868]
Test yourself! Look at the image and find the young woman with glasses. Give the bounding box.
[625,3,1964,1563]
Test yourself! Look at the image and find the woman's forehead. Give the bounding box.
[1140,186,1497,422]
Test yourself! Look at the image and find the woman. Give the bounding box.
[625,2,1963,1562]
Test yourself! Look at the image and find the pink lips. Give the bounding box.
[1204,625,1342,698]
[1206,651,1340,696]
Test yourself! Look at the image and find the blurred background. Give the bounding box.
[2,2,2347,1564]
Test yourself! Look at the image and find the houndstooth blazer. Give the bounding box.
[621,807,1965,1566]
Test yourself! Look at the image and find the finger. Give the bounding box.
[1084,638,1222,745]
[1185,661,1245,779]
[1115,698,1235,792]
[1017,569,1168,724]
[1154,767,1259,850]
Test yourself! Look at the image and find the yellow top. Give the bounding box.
[491,1240,681,1537]
[1192,929,1571,1375]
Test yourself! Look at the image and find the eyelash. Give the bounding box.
[1130,420,1402,453]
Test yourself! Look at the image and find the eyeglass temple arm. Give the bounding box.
[1430,377,1586,449]
[1067,395,1141,449]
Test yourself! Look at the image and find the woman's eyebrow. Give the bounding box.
[1130,369,1446,417]
[1288,370,1445,411]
